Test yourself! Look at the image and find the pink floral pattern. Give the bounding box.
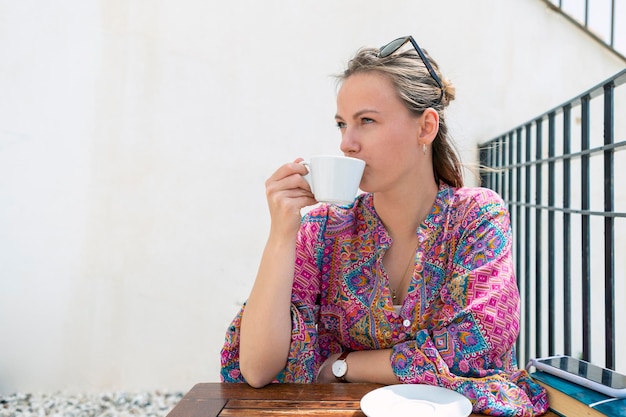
[221,184,548,416]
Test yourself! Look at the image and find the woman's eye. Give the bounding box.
[361,117,374,124]
[336,121,346,129]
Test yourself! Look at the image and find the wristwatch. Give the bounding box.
[331,350,351,382]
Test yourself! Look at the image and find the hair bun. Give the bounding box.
[441,78,456,107]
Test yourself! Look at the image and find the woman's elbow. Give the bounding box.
[240,362,275,388]
[245,376,271,389]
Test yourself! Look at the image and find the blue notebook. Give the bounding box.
[531,371,626,416]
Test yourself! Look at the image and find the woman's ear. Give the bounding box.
[418,108,439,145]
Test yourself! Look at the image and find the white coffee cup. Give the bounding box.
[302,155,365,204]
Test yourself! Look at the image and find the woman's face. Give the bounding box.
[335,72,424,194]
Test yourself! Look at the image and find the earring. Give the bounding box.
[423,144,428,155]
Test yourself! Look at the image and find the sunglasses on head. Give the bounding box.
[378,35,444,104]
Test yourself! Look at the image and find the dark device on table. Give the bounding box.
[529,355,626,398]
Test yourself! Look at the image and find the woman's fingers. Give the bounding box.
[267,160,309,183]
[266,173,309,196]
[264,161,317,234]
[266,161,314,200]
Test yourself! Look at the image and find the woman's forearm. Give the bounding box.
[318,349,399,384]
[239,234,297,387]
[344,349,399,384]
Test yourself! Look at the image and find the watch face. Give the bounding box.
[332,360,348,378]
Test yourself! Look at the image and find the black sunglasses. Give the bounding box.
[378,35,444,103]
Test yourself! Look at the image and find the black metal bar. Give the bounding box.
[501,136,507,198]
[515,128,523,364]
[491,143,495,189]
[603,81,615,370]
[581,94,591,362]
[495,137,501,195]
[487,143,493,189]
[547,112,556,356]
[479,145,489,187]
[488,140,626,170]
[535,118,543,358]
[562,104,572,357]
[493,141,498,190]
[524,123,532,364]
[509,132,514,210]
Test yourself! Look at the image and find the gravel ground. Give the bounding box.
[0,391,184,417]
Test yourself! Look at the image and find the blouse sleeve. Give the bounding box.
[220,210,326,383]
[389,190,548,416]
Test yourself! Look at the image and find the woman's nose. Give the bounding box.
[339,128,359,154]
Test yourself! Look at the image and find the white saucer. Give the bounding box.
[360,384,473,417]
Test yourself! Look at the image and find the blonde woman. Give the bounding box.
[221,36,549,416]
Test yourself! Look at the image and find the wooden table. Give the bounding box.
[166,382,559,416]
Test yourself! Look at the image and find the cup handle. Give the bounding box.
[300,161,313,193]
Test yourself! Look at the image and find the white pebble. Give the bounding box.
[0,390,184,417]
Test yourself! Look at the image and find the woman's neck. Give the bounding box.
[373,180,439,239]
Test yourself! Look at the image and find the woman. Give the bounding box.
[221,36,548,416]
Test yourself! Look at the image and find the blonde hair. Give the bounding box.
[337,46,463,188]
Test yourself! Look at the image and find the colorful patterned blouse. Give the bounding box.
[221,184,549,416]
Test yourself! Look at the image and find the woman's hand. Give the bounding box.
[265,158,317,238]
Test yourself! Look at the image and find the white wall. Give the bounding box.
[0,0,624,393]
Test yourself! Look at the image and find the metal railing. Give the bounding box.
[541,0,626,62]
[478,68,626,371]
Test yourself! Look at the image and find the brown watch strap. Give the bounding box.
[337,349,351,362]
